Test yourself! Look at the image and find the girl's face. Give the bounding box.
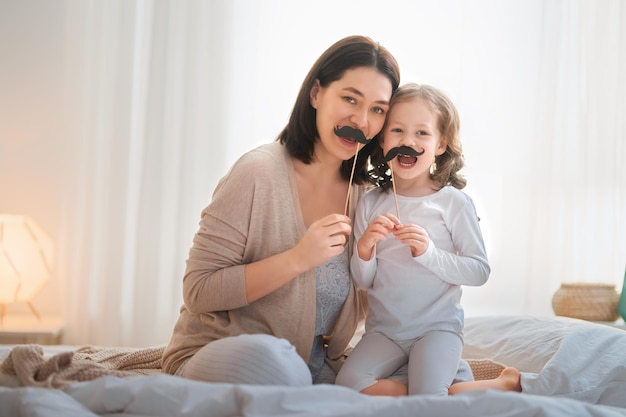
[381,97,447,186]
[310,66,392,164]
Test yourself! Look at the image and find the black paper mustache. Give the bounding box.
[384,146,425,162]
[334,126,368,144]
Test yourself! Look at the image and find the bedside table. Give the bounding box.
[0,315,64,345]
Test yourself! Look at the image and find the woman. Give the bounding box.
[162,35,400,385]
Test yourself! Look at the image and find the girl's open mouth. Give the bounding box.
[397,155,418,166]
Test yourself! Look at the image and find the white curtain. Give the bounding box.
[57,0,625,347]
[59,0,236,346]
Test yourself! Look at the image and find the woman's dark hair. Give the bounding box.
[369,83,466,191]
[278,35,400,185]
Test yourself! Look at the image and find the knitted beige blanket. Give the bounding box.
[0,344,163,389]
[0,344,504,389]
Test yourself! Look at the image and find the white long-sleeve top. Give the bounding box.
[351,185,490,340]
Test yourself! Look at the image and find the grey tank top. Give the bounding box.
[308,245,350,379]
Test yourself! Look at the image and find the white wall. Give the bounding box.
[0,0,65,314]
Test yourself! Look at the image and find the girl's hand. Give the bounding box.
[394,223,429,257]
[292,213,352,271]
[357,213,400,261]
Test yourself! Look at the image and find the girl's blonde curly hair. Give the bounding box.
[369,83,466,191]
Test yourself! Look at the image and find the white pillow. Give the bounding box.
[463,315,626,407]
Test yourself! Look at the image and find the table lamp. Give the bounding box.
[0,214,54,324]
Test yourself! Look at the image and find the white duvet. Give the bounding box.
[2,315,626,417]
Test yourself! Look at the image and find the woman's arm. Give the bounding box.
[244,213,351,302]
[182,147,352,313]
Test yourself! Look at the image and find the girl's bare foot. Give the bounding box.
[499,367,522,392]
[448,366,522,395]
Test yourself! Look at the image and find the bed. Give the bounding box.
[1,315,626,417]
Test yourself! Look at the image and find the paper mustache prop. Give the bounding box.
[335,126,369,216]
[383,146,425,219]
[334,126,368,144]
[384,145,425,161]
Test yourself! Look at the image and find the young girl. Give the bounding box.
[336,83,521,396]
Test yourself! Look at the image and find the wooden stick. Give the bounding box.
[389,159,400,219]
[344,144,361,216]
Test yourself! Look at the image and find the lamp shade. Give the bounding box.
[0,214,53,304]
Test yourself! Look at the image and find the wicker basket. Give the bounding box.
[467,359,506,381]
[552,283,620,322]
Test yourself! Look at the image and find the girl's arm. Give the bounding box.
[350,197,398,289]
[397,196,490,286]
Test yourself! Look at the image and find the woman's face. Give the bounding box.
[310,66,392,164]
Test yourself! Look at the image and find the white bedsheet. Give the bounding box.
[3,374,626,417]
[1,315,626,417]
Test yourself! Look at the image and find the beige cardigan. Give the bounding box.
[162,142,366,375]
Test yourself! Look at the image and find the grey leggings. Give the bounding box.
[336,330,464,396]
